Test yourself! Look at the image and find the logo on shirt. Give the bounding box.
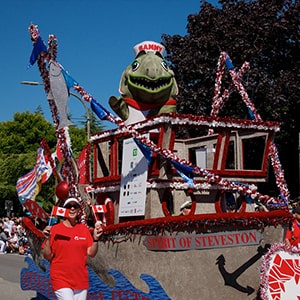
[74,236,86,241]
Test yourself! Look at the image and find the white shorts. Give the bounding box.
[54,288,87,300]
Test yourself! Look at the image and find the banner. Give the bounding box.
[144,230,262,251]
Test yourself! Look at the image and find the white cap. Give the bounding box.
[133,41,165,57]
[180,200,192,211]
[63,197,80,207]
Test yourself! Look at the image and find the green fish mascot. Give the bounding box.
[109,41,178,124]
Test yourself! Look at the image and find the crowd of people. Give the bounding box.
[0,216,30,255]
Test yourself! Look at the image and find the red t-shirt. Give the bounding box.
[48,222,93,291]
[285,221,300,247]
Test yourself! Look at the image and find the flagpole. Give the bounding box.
[91,205,100,223]
[48,208,54,226]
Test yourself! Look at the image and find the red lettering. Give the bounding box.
[249,231,257,243]
[194,236,202,247]
[88,292,104,300]
[169,237,176,248]
[213,235,221,246]
[138,44,163,53]
[220,234,226,245]
[112,290,122,300]
[179,237,187,248]
[161,237,170,249]
[146,237,156,249]
[240,233,249,244]
[227,234,234,244]
[201,236,208,247]
[207,236,214,247]
[186,237,192,248]
[234,233,240,244]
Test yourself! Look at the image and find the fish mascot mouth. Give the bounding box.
[128,75,173,94]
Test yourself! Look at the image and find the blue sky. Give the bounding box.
[1,0,218,130]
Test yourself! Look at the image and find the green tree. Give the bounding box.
[162,0,299,197]
[0,110,96,216]
[69,126,88,156]
[0,111,57,215]
[0,111,56,154]
[86,109,105,135]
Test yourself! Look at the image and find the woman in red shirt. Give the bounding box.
[285,206,300,248]
[42,197,103,300]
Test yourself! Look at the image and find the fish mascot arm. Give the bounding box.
[109,95,129,121]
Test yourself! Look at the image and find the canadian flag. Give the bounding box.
[92,205,107,214]
[51,206,70,217]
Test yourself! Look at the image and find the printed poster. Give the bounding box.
[119,138,148,217]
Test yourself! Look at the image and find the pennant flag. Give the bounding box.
[170,160,195,187]
[225,56,234,70]
[247,107,256,120]
[51,206,70,218]
[61,68,78,90]
[28,36,48,67]
[91,99,109,120]
[16,145,52,201]
[92,205,107,214]
[78,143,91,184]
[134,138,152,165]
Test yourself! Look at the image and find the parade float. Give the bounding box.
[18,24,298,300]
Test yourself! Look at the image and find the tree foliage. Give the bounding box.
[0,111,92,216]
[162,0,299,197]
[0,111,56,154]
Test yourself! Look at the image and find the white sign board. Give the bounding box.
[119,138,148,217]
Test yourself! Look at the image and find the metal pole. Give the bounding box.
[70,92,91,141]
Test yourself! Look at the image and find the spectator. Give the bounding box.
[285,206,300,248]
[3,217,14,236]
[7,229,19,253]
[0,227,8,253]
[179,200,192,216]
[0,219,4,230]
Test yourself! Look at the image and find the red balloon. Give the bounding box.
[55,181,69,200]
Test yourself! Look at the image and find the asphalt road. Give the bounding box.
[0,253,37,300]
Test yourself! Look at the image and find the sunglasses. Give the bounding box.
[65,203,80,209]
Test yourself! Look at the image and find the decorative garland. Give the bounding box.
[209,52,290,204]
[99,210,292,243]
[28,24,86,223]
[91,113,280,142]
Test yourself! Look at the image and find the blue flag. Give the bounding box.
[225,57,234,70]
[91,99,109,120]
[134,138,152,165]
[61,69,78,90]
[29,36,48,67]
[247,108,256,120]
[170,160,194,187]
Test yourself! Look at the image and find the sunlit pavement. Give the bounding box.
[0,253,37,300]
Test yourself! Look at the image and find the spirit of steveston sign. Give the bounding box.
[144,230,262,251]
